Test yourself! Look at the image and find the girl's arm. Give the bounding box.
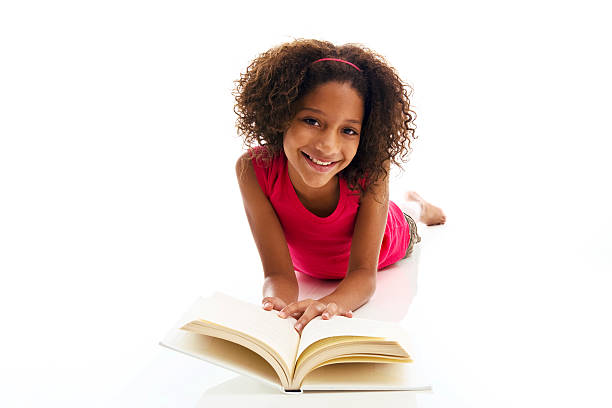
[318,170,388,308]
[235,153,299,309]
[279,165,390,333]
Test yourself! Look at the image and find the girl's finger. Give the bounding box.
[272,299,287,311]
[278,299,311,318]
[334,308,352,318]
[294,303,326,333]
[261,297,275,310]
[321,302,338,320]
[262,297,285,311]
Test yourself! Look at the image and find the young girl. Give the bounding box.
[234,39,445,334]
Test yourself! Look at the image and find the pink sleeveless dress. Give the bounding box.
[250,147,410,279]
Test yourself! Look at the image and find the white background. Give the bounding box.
[1,0,610,407]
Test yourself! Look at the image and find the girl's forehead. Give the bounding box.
[298,82,364,118]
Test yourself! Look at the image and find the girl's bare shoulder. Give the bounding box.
[235,151,255,186]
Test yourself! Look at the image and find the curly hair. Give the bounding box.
[233,38,417,194]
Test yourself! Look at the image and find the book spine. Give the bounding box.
[282,388,303,394]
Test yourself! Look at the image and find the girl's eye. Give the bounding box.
[303,118,319,126]
[344,128,359,136]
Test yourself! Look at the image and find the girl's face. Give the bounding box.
[283,81,364,194]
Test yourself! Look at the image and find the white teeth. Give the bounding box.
[306,153,333,166]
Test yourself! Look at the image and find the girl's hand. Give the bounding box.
[262,296,288,312]
[277,299,353,334]
[262,297,302,318]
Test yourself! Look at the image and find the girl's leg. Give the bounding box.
[399,191,446,226]
[396,191,445,259]
[402,211,421,258]
[399,200,422,222]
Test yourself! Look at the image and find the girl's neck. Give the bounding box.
[290,173,340,218]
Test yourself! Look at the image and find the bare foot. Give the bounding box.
[404,191,446,226]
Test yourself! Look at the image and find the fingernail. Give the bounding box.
[278,311,286,318]
[263,302,272,309]
[322,313,329,319]
[294,323,302,331]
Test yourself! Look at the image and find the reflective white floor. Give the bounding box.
[115,218,611,407]
[2,158,610,407]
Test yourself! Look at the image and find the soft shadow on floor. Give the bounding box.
[296,245,421,322]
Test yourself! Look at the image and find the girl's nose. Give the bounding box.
[314,129,340,154]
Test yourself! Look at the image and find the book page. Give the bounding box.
[160,328,282,390]
[298,316,409,358]
[181,293,300,376]
[301,362,431,391]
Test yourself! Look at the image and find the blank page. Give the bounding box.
[299,316,409,358]
[179,293,300,374]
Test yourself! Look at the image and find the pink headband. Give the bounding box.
[312,58,361,72]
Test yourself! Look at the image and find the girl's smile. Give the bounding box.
[283,81,364,198]
[301,151,339,172]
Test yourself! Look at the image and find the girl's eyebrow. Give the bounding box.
[300,107,362,125]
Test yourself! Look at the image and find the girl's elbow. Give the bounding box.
[366,274,377,298]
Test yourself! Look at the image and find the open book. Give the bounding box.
[159,292,430,393]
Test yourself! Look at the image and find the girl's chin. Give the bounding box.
[288,157,340,190]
